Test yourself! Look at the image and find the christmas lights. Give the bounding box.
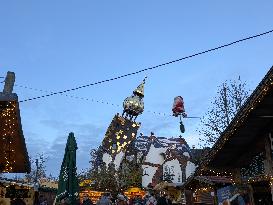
[1,101,17,172]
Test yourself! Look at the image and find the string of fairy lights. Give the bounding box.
[0,29,272,183]
[11,28,273,103]
[2,82,199,119]
[0,101,17,172]
[1,28,273,120]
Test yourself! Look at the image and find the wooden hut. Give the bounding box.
[184,66,273,204]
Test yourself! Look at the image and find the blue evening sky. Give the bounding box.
[0,1,273,176]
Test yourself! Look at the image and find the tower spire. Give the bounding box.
[123,77,146,120]
[133,76,146,97]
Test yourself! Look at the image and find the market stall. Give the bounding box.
[124,187,145,199]
[154,182,184,204]
[79,190,104,203]
[0,179,35,205]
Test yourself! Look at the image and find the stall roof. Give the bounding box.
[198,66,273,170]
[182,175,232,190]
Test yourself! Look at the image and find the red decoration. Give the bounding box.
[172,96,187,117]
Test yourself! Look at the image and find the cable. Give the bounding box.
[14,83,200,119]
[14,84,120,108]
[0,77,5,83]
[15,28,273,103]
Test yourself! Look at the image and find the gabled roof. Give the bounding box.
[183,175,232,190]
[198,66,273,171]
[132,134,193,159]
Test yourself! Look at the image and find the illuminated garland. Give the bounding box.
[241,152,265,179]
[246,174,273,184]
[194,187,214,194]
[1,101,17,172]
[199,168,233,177]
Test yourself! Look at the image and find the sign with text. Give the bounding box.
[217,186,234,203]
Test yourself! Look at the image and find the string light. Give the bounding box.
[199,72,272,169]
[1,101,17,172]
[0,28,269,103]
[11,82,200,119]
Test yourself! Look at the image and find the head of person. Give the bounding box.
[103,192,111,199]
[117,194,125,200]
[83,194,88,201]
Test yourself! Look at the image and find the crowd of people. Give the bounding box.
[82,192,174,205]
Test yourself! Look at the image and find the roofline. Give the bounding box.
[198,65,273,172]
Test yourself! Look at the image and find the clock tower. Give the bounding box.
[100,78,146,170]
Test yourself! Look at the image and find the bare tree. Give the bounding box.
[25,153,48,183]
[198,77,249,147]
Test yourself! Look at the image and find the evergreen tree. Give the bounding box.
[118,159,142,190]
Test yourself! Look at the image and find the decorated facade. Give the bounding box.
[99,78,146,170]
[123,133,197,188]
[0,178,35,205]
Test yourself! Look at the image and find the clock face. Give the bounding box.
[102,114,140,155]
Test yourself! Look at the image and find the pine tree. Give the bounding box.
[117,159,142,190]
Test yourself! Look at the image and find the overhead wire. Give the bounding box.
[14,83,120,108]
[0,76,4,83]
[11,83,200,119]
[17,28,273,103]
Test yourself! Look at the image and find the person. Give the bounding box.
[124,195,129,205]
[133,195,143,205]
[10,198,26,205]
[166,195,172,205]
[60,197,70,205]
[40,199,48,205]
[241,190,250,205]
[229,189,245,205]
[116,194,127,205]
[83,195,94,205]
[145,193,157,205]
[157,194,168,205]
[97,193,112,205]
[143,194,149,205]
[128,197,134,205]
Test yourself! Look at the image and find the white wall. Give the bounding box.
[102,153,112,168]
[145,144,167,165]
[114,151,124,170]
[142,165,158,188]
[185,161,196,179]
[163,159,183,183]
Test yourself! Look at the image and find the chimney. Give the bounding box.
[3,71,15,94]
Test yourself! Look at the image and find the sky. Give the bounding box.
[0,1,273,177]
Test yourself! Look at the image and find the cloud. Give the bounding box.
[24,119,106,177]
